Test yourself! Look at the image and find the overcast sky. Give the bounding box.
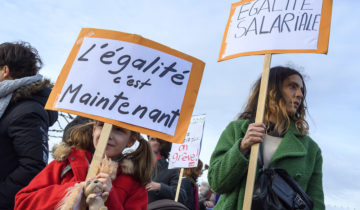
[1,0,359,209]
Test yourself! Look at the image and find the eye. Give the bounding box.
[114,126,126,133]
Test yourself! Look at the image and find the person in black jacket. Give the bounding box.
[0,41,58,209]
[146,136,188,206]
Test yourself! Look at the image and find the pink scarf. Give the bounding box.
[193,184,199,210]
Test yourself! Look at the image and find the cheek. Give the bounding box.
[115,135,131,149]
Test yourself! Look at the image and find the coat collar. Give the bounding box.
[270,122,307,164]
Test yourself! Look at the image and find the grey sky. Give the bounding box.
[1,0,359,209]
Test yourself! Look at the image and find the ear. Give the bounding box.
[1,66,13,80]
[126,134,137,147]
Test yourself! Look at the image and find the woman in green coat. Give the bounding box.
[208,66,324,209]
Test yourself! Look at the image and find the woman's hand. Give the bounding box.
[145,182,161,191]
[204,201,215,207]
[95,173,112,193]
[239,122,265,155]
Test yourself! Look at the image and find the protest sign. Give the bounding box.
[219,0,333,61]
[45,28,205,143]
[168,114,205,169]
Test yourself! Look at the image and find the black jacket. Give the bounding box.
[0,80,58,209]
[148,157,188,205]
[181,177,196,210]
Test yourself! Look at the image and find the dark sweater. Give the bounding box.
[148,157,188,205]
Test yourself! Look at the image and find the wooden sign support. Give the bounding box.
[86,123,113,180]
[174,168,184,202]
[242,54,272,210]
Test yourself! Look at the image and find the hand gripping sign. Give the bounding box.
[218,1,332,209]
[45,28,205,178]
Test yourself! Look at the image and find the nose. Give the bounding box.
[295,88,303,99]
[108,133,114,141]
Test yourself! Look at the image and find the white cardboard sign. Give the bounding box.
[219,0,333,61]
[168,115,206,169]
[46,29,205,143]
[55,37,192,136]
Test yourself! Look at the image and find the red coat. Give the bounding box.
[15,148,148,210]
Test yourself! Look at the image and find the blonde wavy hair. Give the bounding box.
[238,66,309,135]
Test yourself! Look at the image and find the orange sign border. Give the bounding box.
[218,0,333,61]
[45,28,205,144]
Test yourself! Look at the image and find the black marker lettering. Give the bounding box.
[260,16,270,34]
[95,97,110,109]
[282,13,295,32]
[312,14,321,30]
[132,59,146,70]
[132,105,148,119]
[168,109,180,128]
[118,102,129,114]
[100,51,115,64]
[159,62,177,78]
[59,84,83,103]
[78,44,96,61]
[79,93,92,105]
[109,92,128,110]
[149,109,162,122]
[143,57,160,72]
[89,92,100,106]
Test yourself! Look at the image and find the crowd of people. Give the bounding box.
[1,41,324,210]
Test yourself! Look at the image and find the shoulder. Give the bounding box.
[52,142,73,161]
[224,119,250,134]
[217,119,250,143]
[156,158,171,171]
[52,146,91,164]
[227,119,250,129]
[5,100,46,122]
[11,79,51,104]
[7,80,55,121]
[299,135,322,155]
[182,177,194,188]
[287,123,322,154]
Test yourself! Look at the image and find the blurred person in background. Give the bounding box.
[182,159,203,210]
[146,136,188,206]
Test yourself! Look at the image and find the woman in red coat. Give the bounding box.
[15,121,154,210]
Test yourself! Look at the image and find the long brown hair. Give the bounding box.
[238,66,309,135]
[183,159,203,183]
[123,135,154,186]
[65,122,153,186]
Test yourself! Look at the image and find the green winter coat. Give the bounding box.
[208,120,324,210]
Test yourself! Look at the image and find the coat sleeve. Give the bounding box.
[14,161,79,210]
[306,149,325,210]
[157,168,188,203]
[0,112,50,207]
[208,121,250,194]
